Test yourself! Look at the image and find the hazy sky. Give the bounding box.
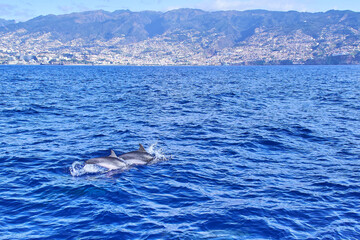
[1,0,360,22]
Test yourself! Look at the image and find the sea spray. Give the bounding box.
[70,161,108,176]
[147,142,171,164]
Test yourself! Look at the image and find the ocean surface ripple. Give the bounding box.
[0,65,360,239]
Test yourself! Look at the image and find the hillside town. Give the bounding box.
[1,10,360,65]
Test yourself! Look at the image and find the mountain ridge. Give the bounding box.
[1,9,360,65]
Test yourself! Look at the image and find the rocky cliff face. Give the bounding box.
[1,9,360,65]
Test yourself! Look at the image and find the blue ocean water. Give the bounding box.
[0,65,359,239]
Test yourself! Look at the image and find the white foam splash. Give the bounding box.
[147,142,171,164]
[69,161,108,176]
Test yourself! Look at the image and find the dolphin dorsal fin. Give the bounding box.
[138,144,146,152]
[109,150,117,158]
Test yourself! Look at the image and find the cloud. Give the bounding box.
[197,0,309,12]
[0,3,34,21]
[58,3,91,14]
[0,4,16,16]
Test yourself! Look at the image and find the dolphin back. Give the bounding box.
[119,144,153,163]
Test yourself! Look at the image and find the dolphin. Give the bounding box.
[85,149,127,170]
[85,144,153,170]
[117,144,154,166]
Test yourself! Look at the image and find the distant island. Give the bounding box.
[1,9,360,65]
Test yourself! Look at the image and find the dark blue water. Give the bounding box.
[0,65,360,239]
